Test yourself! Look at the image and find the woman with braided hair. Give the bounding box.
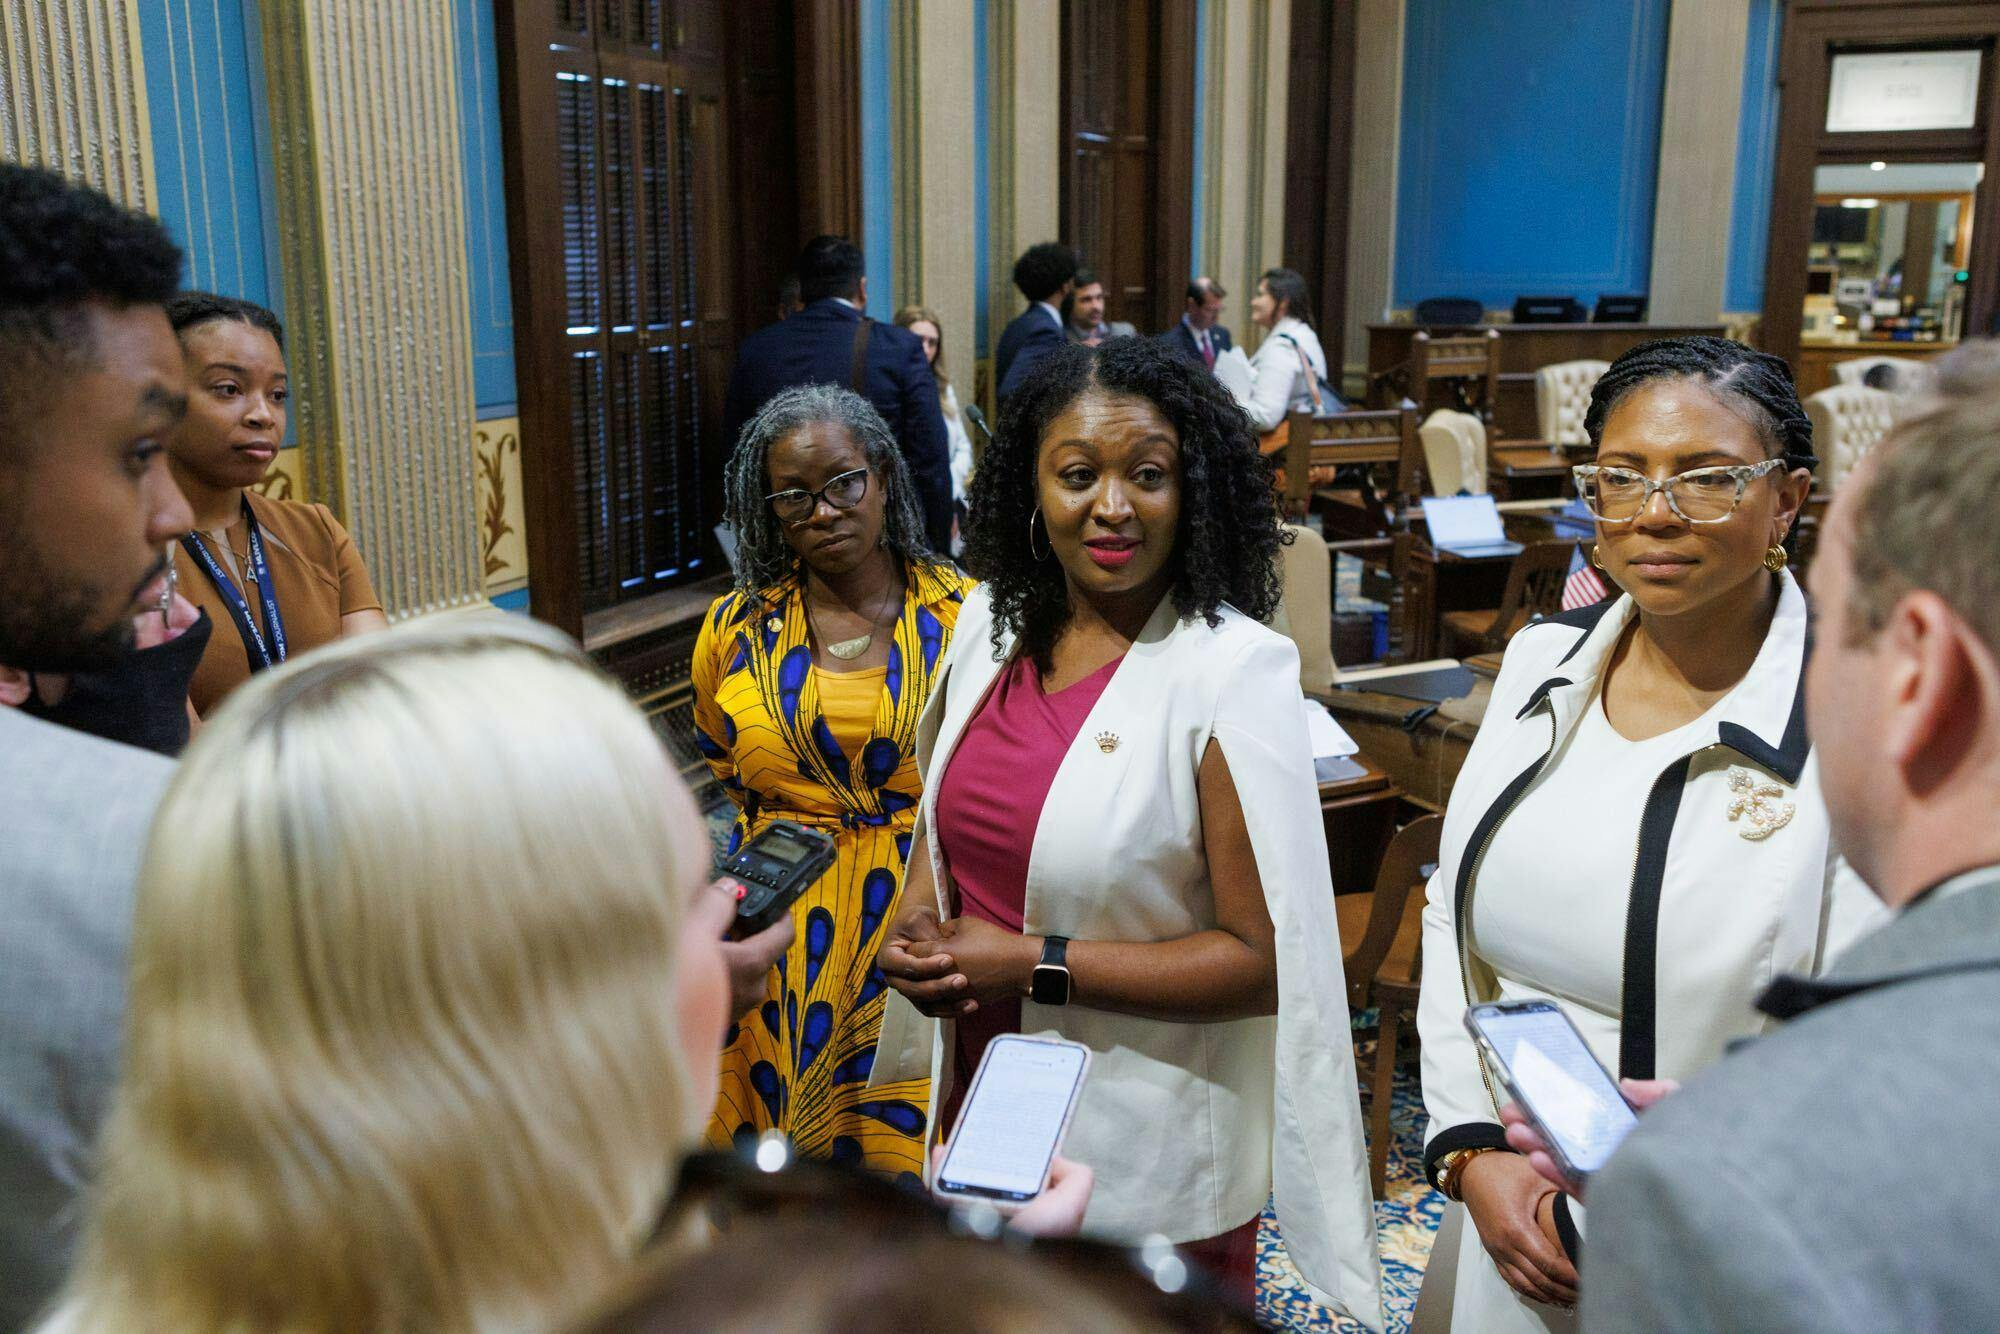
[694,385,974,1179]
[1414,336,1882,1330]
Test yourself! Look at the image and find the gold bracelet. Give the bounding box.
[1439,1146,1501,1201]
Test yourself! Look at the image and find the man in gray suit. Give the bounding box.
[0,164,192,1326]
[1505,339,2000,1331]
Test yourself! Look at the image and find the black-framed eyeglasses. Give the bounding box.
[1572,458,1785,524]
[766,467,870,525]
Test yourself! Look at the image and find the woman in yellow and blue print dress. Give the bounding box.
[695,384,974,1179]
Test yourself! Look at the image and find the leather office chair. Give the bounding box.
[1267,522,1338,695]
[1418,409,1486,497]
[1534,359,1610,446]
[1805,384,1897,492]
[1833,355,1933,395]
[1338,812,1444,1197]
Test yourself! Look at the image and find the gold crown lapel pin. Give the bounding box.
[1095,731,1119,754]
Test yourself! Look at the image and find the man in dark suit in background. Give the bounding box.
[1064,269,1136,345]
[996,241,1077,405]
[723,236,953,552]
[1161,276,1232,369]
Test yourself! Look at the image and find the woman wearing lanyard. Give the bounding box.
[164,294,386,715]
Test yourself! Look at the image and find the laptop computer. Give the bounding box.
[1422,494,1524,559]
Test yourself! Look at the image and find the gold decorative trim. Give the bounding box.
[258,1,483,618]
[0,0,158,210]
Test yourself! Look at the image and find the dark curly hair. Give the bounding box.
[963,338,1288,667]
[166,290,286,352]
[0,164,183,462]
[1012,242,1078,303]
[1584,335,1816,473]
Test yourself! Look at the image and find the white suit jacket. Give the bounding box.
[872,586,1384,1329]
[1417,573,1883,1266]
[1243,317,1329,432]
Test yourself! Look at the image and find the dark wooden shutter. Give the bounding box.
[499,1,734,628]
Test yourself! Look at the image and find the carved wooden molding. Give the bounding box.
[0,0,157,208]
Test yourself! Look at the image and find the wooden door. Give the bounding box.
[1060,0,1195,336]
[497,0,849,635]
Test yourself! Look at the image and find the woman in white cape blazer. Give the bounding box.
[872,584,1384,1330]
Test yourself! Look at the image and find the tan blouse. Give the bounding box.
[174,490,381,716]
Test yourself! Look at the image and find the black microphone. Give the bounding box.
[963,402,993,447]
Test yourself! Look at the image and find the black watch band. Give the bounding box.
[1030,934,1072,1007]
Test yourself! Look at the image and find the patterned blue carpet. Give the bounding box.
[1257,1021,1442,1332]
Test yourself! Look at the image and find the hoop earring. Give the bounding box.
[1763,544,1788,572]
[1590,544,1606,571]
[1028,508,1052,561]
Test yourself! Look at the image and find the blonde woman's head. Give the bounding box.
[63,616,728,1331]
[893,304,948,389]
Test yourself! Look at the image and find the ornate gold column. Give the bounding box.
[983,0,1060,406]
[0,0,156,208]
[1648,0,1751,325]
[891,0,977,392]
[259,1,483,617]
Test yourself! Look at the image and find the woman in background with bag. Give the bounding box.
[1242,267,1329,452]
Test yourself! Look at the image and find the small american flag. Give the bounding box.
[1560,546,1611,611]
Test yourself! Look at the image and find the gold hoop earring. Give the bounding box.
[1763,544,1788,572]
[1028,507,1052,561]
[1590,544,1606,571]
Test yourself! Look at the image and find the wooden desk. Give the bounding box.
[1315,684,1489,814]
[1318,755,1401,894]
[1795,339,1954,396]
[1487,442,1581,501]
[1368,322,1725,438]
[1395,510,1571,662]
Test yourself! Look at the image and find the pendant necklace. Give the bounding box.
[808,586,896,661]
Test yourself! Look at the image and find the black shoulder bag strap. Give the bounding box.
[850,315,873,394]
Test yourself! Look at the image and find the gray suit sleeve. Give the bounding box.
[1581,1130,1841,1333]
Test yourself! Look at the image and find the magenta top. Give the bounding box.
[934,649,1122,1114]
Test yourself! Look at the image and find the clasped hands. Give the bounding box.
[877,903,1041,1018]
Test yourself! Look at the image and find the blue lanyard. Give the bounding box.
[180,503,288,670]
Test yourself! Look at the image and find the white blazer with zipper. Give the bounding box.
[871,584,1384,1330]
[1414,572,1883,1330]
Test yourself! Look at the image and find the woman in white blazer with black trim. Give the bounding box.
[1415,338,1882,1332]
[870,338,1382,1329]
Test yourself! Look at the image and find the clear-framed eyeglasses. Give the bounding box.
[1572,458,1785,524]
[766,467,870,525]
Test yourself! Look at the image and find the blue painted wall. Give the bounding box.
[1727,0,1783,314]
[860,0,895,319]
[137,0,278,311]
[1394,0,1670,311]
[454,0,518,418]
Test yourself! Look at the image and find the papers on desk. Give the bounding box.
[1303,699,1360,759]
[1212,345,1256,403]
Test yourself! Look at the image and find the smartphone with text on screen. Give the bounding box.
[934,1035,1091,1205]
[1465,999,1639,1181]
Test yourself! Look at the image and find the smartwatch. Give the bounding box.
[1030,935,1072,1006]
